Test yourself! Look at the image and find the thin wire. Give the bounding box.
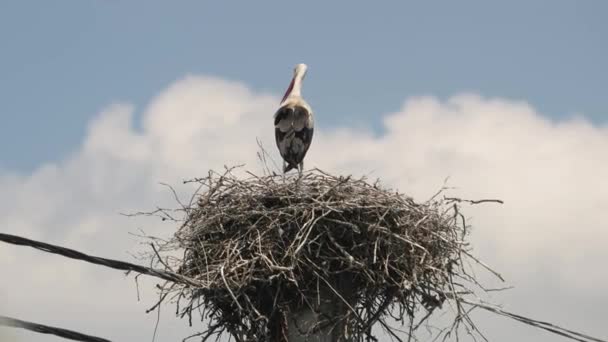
[0,315,111,342]
[460,299,607,342]
[0,233,199,286]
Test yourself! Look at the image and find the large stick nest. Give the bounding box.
[151,168,495,342]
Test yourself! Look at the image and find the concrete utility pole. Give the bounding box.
[288,306,335,342]
[287,275,354,342]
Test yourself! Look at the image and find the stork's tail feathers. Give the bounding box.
[283,163,298,173]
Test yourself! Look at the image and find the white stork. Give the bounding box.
[274,63,314,174]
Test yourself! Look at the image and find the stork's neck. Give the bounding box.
[290,73,304,97]
[281,72,305,104]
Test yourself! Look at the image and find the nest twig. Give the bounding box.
[146,166,500,342]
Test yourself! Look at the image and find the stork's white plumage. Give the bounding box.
[274,63,314,174]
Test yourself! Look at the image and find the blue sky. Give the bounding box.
[1,0,606,171]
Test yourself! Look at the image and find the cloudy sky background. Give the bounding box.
[1,1,607,341]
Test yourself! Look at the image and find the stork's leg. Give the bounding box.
[298,161,304,176]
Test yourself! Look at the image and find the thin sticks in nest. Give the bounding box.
[148,167,499,342]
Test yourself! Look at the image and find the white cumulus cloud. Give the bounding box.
[0,75,606,342]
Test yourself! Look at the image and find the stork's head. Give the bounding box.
[294,63,308,79]
[281,63,308,104]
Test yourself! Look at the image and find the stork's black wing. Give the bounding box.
[274,105,314,172]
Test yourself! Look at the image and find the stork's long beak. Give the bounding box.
[280,77,295,104]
